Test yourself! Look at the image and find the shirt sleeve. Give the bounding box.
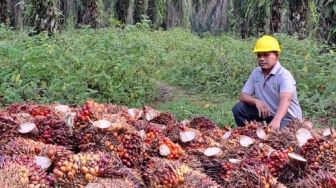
[242,69,256,95]
[279,71,296,93]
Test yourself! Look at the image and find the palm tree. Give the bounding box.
[191,0,228,34]
[133,0,147,24]
[288,0,309,38]
[0,0,8,24]
[317,0,336,44]
[24,0,61,34]
[115,0,130,23]
[270,0,283,33]
[147,0,156,25]
[81,0,100,28]
[60,0,77,28]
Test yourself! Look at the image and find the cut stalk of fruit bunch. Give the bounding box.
[127,108,143,121]
[143,106,160,121]
[256,128,267,140]
[54,105,71,116]
[34,156,52,170]
[179,130,196,143]
[287,153,307,168]
[229,158,242,164]
[18,122,39,135]
[296,128,313,147]
[222,130,232,140]
[203,147,222,157]
[239,135,255,147]
[92,119,111,129]
[159,144,171,156]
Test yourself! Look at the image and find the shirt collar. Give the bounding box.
[270,62,281,75]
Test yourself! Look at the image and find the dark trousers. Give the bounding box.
[232,101,290,128]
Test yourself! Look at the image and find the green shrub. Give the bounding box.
[0,28,157,106]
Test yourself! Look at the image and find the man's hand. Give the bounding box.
[254,99,271,118]
[269,118,281,130]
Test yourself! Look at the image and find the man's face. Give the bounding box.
[256,52,278,71]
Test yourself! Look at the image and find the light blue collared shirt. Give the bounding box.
[242,62,302,121]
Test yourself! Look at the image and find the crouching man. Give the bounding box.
[232,35,302,130]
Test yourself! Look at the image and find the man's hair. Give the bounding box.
[271,51,279,57]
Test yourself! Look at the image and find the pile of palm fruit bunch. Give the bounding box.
[0,100,335,188]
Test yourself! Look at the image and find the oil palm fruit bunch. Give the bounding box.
[142,157,191,188]
[0,112,18,144]
[300,136,336,175]
[189,117,219,135]
[232,121,267,139]
[286,119,314,133]
[263,128,298,151]
[150,112,177,126]
[85,178,135,188]
[143,124,165,144]
[295,169,336,188]
[4,103,73,148]
[96,155,145,188]
[201,158,236,185]
[0,137,72,162]
[159,137,185,160]
[52,152,114,187]
[181,170,220,188]
[74,100,99,128]
[262,149,291,177]
[227,159,283,188]
[178,154,203,170]
[0,155,51,188]
[74,119,143,168]
[115,129,144,167]
[31,115,73,147]
[165,123,184,143]
[244,143,273,159]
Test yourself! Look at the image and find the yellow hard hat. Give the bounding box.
[253,35,281,53]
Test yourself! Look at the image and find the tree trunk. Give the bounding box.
[289,0,308,39]
[234,0,250,39]
[133,0,146,24]
[166,0,186,28]
[7,0,24,29]
[147,0,156,25]
[104,0,113,12]
[115,0,130,23]
[81,0,100,28]
[60,0,76,28]
[24,0,61,34]
[270,0,283,33]
[0,0,8,24]
[255,6,268,35]
[318,0,336,44]
[191,0,228,34]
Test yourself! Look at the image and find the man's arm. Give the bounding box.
[269,91,292,129]
[240,92,271,118]
[239,92,256,106]
[270,70,297,129]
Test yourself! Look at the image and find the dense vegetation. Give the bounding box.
[0,26,335,126]
[0,0,335,45]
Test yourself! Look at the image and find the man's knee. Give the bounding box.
[232,101,245,115]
